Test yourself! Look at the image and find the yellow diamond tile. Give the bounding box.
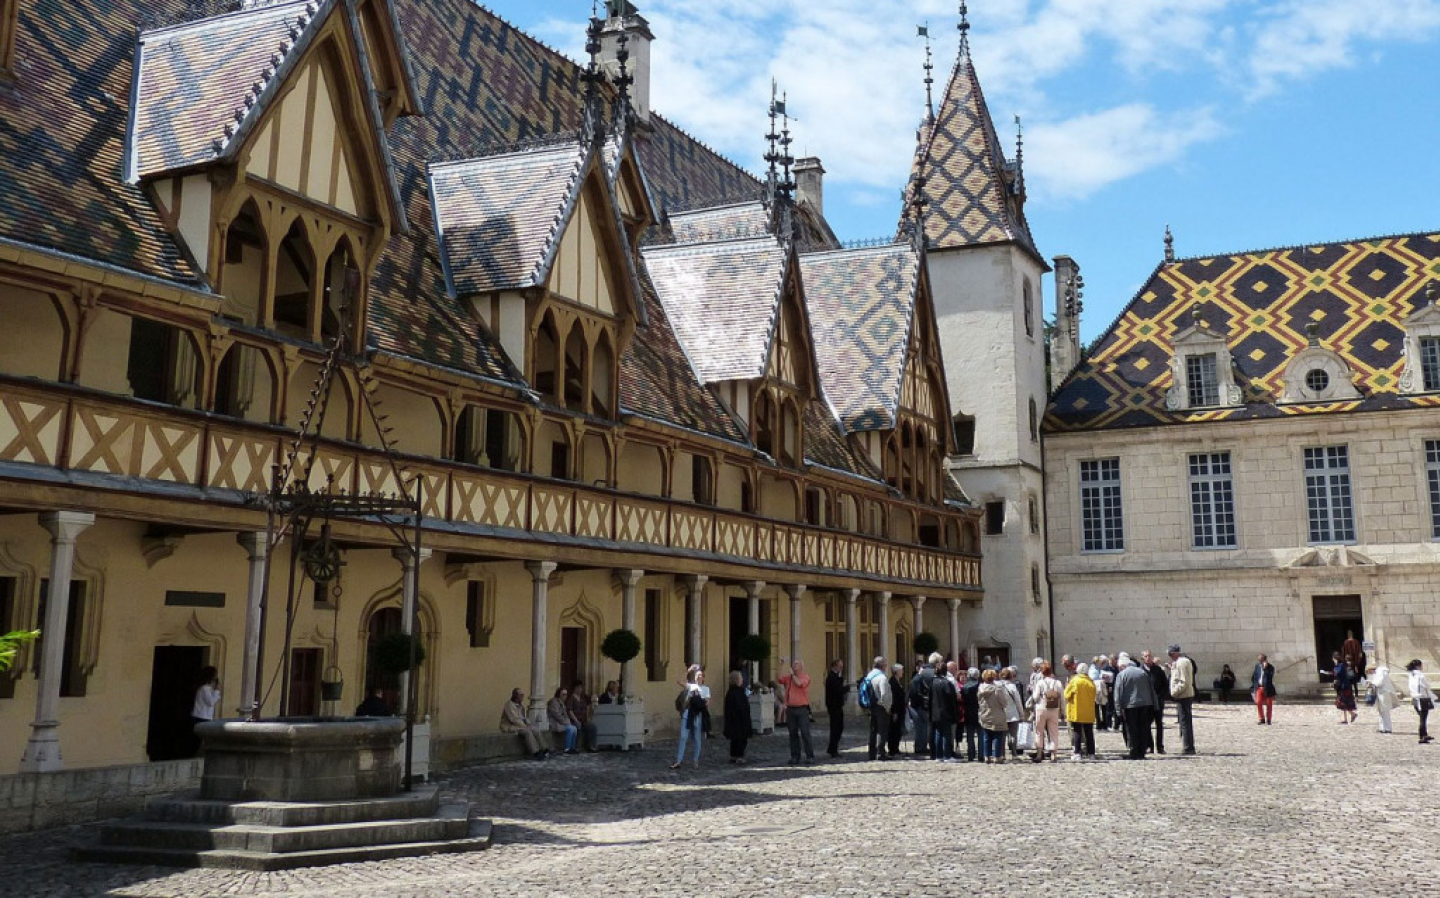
[1249,348,1267,362]
[1372,338,1390,352]
[1134,357,1150,371]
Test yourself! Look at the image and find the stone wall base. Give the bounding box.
[0,758,203,835]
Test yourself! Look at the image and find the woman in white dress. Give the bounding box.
[1367,664,1398,734]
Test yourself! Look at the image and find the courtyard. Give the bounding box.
[3,701,1436,897]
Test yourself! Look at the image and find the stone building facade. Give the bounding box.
[1046,233,1440,694]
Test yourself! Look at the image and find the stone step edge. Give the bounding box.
[102,803,471,851]
[144,787,441,826]
[77,819,493,871]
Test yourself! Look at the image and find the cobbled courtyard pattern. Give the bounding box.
[3,702,1437,897]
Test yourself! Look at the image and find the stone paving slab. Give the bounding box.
[3,703,1438,896]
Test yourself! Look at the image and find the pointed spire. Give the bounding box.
[1164,225,1176,263]
[919,23,935,126]
[580,4,606,145]
[610,19,634,133]
[958,0,970,58]
[1012,114,1025,199]
[764,81,796,240]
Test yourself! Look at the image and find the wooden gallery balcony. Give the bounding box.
[0,377,981,597]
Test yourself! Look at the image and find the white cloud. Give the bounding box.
[1246,0,1440,96]
[1025,104,1223,202]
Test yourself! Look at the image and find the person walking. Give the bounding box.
[723,670,753,763]
[1167,644,1196,755]
[863,657,892,761]
[976,669,1010,763]
[1141,650,1169,753]
[824,659,848,758]
[671,665,706,769]
[1407,659,1434,744]
[1029,662,1065,763]
[1064,662,1097,760]
[778,658,816,765]
[886,663,908,757]
[1114,654,1157,761]
[929,655,959,762]
[1368,664,1398,734]
[1251,654,1276,724]
[1333,651,1359,724]
[909,657,936,758]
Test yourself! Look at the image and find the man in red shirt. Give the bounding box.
[777,658,816,765]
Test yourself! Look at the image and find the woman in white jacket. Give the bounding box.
[1407,660,1434,744]
[1368,664,1398,734]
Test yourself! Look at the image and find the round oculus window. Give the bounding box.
[1305,368,1330,393]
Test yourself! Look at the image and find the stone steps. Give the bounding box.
[76,785,491,870]
[77,818,493,871]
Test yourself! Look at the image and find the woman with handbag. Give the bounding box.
[1333,651,1358,724]
[1029,662,1064,763]
[1406,659,1434,744]
[1000,667,1026,758]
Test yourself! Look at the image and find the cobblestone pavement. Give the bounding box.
[5,702,1439,897]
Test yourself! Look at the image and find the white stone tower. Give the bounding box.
[906,6,1052,665]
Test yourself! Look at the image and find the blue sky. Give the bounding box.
[482,1,1440,344]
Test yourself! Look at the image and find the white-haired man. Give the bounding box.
[863,656,892,761]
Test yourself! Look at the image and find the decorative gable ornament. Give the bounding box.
[1279,323,1362,404]
[1398,282,1440,394]
[1164,312,1242,411]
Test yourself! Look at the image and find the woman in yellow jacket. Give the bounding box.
[1064,667,1097,760]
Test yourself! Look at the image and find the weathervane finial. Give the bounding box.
[958,1,970,56]
[1164,224,1175,263]
[919,24,935,124]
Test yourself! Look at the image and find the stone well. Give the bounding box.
[195,718,405,802]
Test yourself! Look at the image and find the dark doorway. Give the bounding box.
[560,626,583,694]
[365,607,403,713]
[288,648,322,716]
[728,597,748,679]
[146,645,207,761]
[1313,594,1363,683]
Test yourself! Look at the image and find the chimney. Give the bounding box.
[793,157,824,216]
[599,3,653,125]
[1051,255,1083,393]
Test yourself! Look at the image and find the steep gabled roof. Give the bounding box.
[430,141,587,296]
[904,42,1037,258]
[641,235,788,383]
[799,242,922,432]
[668,201,771,245]
[1047,231,1440,432]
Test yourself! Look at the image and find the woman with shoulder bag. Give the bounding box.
[672,665,708,769]
[1029,662,1064,763]
[1407,659,1434,744]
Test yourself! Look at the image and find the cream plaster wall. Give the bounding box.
[0,285,64,381]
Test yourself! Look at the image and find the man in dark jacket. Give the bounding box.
[825,659,848,758]
[909,657,936,758]
[960,668,981,762]
[1114,654,1158,760]
[887,663,908,756]
[1141,650,1170,753]
[930,660,959,761]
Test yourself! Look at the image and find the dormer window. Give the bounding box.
[1401,287,1440,394]
[1280,328,1361,403]
[1165,310,1241,411]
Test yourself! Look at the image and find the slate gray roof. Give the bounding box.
[668,202,772,245]
[800,243,921,432]
[641,236,788,384]
[429,143,587,297]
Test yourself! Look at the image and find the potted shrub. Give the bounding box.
[373,631,426,674]
[737,634,774,734]
[595,628,645,750]
[913,631,940,662]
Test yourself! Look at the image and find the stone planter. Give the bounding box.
[748,692,774,735]
[196,718,404,802]
[594,700,645,750]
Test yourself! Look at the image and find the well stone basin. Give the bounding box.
[196,717,405,802]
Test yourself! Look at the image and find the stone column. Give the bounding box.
[236,532,268,717]
[909,595,926,665]
[876,591,892,667]
[741,580,764,684]
[843,588,860,710]
[681,575,707,668]
[784,584,806,664]
[948,598,962,663]
[21,511,95,773]
[526,561,558,725]
[615,569,644,694]
[393,546,432,717]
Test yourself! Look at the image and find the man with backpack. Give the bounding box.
[909,656,936,758]
[861,657,892,760]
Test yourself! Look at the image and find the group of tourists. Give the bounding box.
[498,679,621,760]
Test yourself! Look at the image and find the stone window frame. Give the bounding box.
[1165,318,1241,412]
[1303,445,1357,545]
[1187,450,1238,550]
[1424,439,1440,540]
[1078,457,1125,553]
[1400,293,1440,395]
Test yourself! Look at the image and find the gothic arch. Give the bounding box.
[355,578,441,718]
[558,590,607,693]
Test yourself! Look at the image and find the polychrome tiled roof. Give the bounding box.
[1047,232,1440,432]
[668,202,772,245]
[430,144,586,296]
[904,49,1036,257]
[130,1,313,179]
[641,237,788,384]
[800,243,921,433]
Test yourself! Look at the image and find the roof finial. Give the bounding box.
[611,23,634,133]
[1428,280,1438,307]
[579,6,605,145]
[919,24,935,125]
[1190,303,1201,329]
[1013,114,1025,199]
[1304,320,1320,347]
[958,1,970,57]
[1164,224,1175,263]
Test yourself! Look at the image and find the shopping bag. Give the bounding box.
[1016,721,1036,750]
